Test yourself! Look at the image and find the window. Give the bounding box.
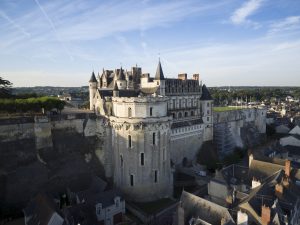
[130,175,134,186]
[141,153,144,166]
[96,204,102,215]
[150,107,153,116]
[207,102,210,107]
[207,117,209,122]
[191,99,193,107]
[179,99,182,108]
[154,170,158,183]
[163,148,167,161]
[185,99,187,107]
[128,135,132,148]
[178,112,182,118]
[172,113,175,119]
[172,99,175,109]
[128,107,132,117]
[153,132,156,145]
[207,110,210,115]
[191,111,194,116]
[120,155,123,167]
[185,112,188,117]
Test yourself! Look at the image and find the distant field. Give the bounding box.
[213,106,244,112]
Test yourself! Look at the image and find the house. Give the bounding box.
[275,124,290,134]
[175,191,235,225]
[23,193,64,225]
[280,135,300,147]
[74,189,125,225]
[289,125,300,135]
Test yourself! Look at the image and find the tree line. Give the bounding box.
[0,77,65,113]
[209,87,300,106]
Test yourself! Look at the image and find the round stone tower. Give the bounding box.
[110,96,173,202]
[89,71,97,110]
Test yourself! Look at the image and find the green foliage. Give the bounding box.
[221,148,246,166]
[0,97,65,113]
[210,87,300,106]
[0,77,13,98]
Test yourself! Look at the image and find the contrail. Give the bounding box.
[33,0,74,61]
[0,10,31,37]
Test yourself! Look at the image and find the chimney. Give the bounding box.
[192,74,199,81]
[176,201,184,225]
[252,177,261,189]
[261,205,271,225]
[275,183,283,198]
[178,73,187,81]
[285,160,291,177]
[249,154,254,167]
[237,210,248,225]
[221,217,227,225]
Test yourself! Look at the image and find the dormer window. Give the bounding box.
[96,203,102,216]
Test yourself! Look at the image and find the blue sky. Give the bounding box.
[1,0,300,87]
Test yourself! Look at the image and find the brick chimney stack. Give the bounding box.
[192,74,199,81]
[261,205,271,225]
[285,160,291,177]
[275,183,283,198]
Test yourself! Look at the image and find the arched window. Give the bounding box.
[128,107,132,117]
[172,113,176,119]
[178,112,182,118]
[185,112,188,117]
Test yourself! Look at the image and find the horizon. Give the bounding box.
[1,0,300,87]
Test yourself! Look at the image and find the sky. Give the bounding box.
[1,0,300,87]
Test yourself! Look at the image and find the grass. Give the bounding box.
[134,198,176,215]
[213,106,244,112]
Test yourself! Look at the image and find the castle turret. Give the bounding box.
[116,67,127,90]
[154,59,166,96]
[110,96,173,202]
[200,84,213,141]
[89,71,97,111]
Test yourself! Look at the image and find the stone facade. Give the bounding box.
[89,61,213,202]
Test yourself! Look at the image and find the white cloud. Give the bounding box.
[230,0,264,25]
[269,16,300,34]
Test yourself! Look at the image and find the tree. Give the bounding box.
[0,77,13,98]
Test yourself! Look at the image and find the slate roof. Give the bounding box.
[98,89,140,98]
[89,71,97,83]
[238,170,300,224]
[200,84,213,100]
[76,189,123,208]
[249,159,284,181]
[23,193,63,225]
[117,67,126,80]
[180,191,235,225]
[154,60,165,80]
[62,203,97,225]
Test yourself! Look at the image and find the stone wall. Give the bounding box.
[170,124,204,165]
[213,108,267,155]
[0,113,109,213]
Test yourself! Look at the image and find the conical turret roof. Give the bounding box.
[155,60,165,80]
[89,71,97,83]
[118,67,126,80]
[200,84,213,100]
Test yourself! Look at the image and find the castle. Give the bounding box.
[89,61,213,202]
